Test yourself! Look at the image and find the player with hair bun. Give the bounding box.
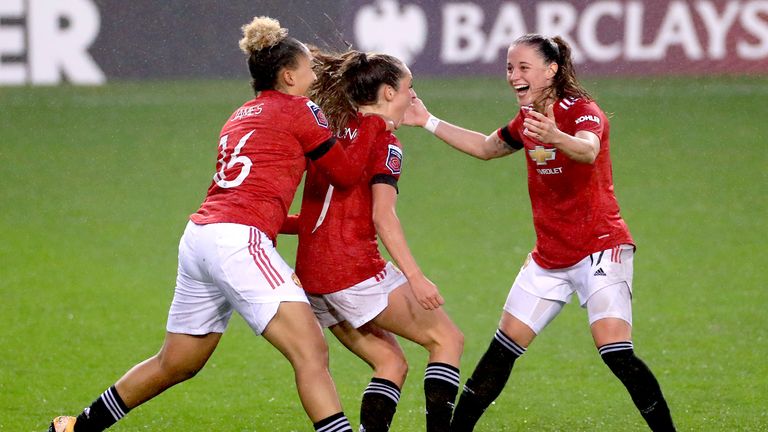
[47,16,364,432]
[405,34,676,431]
[280,48,464,432]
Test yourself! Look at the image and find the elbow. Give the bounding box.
[573,154,597,165]
[372,207,394,232]
[477,149,506,161]
[332,178,356,190]
[372,211,386,231]
[476,152,495,161]
[477,139,510,160]
[585,147,600,164]
[580,139,600,164]
[472,146,499,160]
[570,146,599,164]
[328,170,358,190]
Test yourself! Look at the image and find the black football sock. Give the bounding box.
[360,377,401,431]
[73,385,130,432]
[423,362,460,432]
[313,412,353,432]
[451,329,526,432]
[599,341,676,431]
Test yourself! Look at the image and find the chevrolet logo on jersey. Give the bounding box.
[528,146,556,165]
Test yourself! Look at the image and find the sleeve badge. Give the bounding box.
[306,101,329,128]
[386,144,403,175]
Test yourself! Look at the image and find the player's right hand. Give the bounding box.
[409,274,444,310]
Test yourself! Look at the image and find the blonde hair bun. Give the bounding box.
[239,16,288,54]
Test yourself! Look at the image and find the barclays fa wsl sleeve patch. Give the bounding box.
[386,144,403,175]
[306,101,329,128]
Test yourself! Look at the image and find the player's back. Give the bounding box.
[192,90,333,241]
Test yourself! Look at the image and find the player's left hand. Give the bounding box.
[402,97,430,128]
[523,103,562,144]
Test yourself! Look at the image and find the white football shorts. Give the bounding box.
[504,245,635,334]
[308,262,407,329]
[167,221,308,336]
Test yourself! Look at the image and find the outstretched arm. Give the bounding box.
[371,183,444,310]
[402,97,516,160]
[310,139,368,189]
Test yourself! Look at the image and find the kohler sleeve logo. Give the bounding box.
[0,0,104,85]
[575,115,600,125]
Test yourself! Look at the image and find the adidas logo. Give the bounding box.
[593,268,606,276]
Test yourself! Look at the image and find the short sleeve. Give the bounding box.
[370,134,402,183]
[496,114,524,150]
[566,100,605,137]
[294,99,334,154]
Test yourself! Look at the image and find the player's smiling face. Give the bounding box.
[506,43,556,107]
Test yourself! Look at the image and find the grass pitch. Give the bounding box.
[1,75,766,431]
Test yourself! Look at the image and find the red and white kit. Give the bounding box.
[497,97,636,329]
[498,97,634,269]
[168,91,334,335]
[296,114,406,327]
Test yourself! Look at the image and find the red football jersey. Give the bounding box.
[295,114,400,294]
[190,90,333,241]
[497,97,633,269]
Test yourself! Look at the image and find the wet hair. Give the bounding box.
[239,16,308,93]
[514,33,592,105]
[309,48,406,132]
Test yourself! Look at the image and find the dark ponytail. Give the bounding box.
[340,52,404,107]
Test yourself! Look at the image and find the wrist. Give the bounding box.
[424,114,441,134]
[404,268,424,280]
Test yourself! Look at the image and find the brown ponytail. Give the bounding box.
[550,36,591,100]
[308,48,358,132]
[309,49,407,132]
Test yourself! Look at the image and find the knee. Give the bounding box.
[155,352,205,383]
[290,341,331,374]
[308,338,331,365]
[453,326,465,354]
[371,348,409,384]
[427,323,464,359]
[389,353,409,384]
[441,323,465,357]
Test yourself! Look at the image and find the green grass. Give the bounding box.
[1,76,766,431]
